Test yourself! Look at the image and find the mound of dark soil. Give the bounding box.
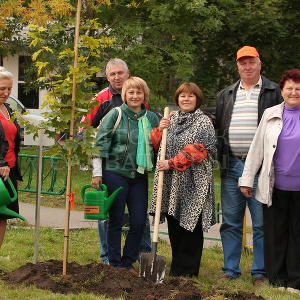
[0,260,264,300]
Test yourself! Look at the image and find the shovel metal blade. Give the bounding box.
[139,252,166,283]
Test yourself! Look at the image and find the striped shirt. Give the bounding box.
[229,77,262,156]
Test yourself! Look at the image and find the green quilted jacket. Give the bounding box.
[95,103,159,178]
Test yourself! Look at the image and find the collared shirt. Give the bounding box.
[229,77,262,157]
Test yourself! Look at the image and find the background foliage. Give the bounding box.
[1,0,299,105]
[1,0,300,163]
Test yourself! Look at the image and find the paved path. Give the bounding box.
[19,202,254,249]
[19,202,97,230]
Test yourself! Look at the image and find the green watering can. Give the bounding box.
[0,177,26,220]
[81,183,123,220]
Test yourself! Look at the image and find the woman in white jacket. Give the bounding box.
[239,69,300,292]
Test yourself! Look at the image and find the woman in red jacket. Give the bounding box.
[0,67,22,272]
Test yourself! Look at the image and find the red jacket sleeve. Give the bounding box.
[150,127,162,152]
[82,88,112,125]
[168,143,208,171]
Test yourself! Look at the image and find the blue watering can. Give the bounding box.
[0,177,26,220]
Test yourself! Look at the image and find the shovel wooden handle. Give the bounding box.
[153,107,169,243]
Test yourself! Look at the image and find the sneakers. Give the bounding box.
[119,267,139,276]
[253,276,268,286]
[220,274,268,286]
[275,287,286,291]
[286,287,300,294]
[128,268,139,276]
[273,286,300,294]
[220,274,235,281]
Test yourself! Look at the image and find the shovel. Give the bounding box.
[140,107,169,283]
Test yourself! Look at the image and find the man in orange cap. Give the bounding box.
[215,46,282,285]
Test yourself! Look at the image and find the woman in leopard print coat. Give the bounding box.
[150,82,216,278]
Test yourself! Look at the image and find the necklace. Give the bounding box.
[0,105,10,121]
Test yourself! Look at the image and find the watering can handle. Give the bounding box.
[2,178,18,202]
[80,183,108,202]
[81,184,91,202]
[99,184,108,193]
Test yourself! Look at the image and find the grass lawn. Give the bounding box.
[3,146,295,299]
[0,221,298,299]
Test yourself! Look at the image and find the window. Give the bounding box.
[18,56,39,109]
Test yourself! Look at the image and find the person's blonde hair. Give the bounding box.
[0,66,13,81]
[121,77,150,104]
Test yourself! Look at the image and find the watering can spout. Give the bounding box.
[107,186,123,210]
[0,177,26,221]
[0,206,25,220]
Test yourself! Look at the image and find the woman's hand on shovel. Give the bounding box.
[158,117,170,132]
[157,160,170,171]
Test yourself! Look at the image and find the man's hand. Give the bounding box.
[240,186,253,198]
[0,166,10,181]
[91,176,102,188]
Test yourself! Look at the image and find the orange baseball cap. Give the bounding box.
[236,46,259,61]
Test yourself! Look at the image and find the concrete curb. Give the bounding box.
[19,202,226,248]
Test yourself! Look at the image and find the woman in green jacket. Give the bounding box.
[95,77,159,273]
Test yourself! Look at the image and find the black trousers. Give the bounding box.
[166,215,203,277]
[263,188,300,289]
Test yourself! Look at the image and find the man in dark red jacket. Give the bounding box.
[82,58,130,127]
[82,58,151,265]
[84,58,130,265]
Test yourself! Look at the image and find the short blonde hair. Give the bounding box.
[0,66,13,81]
[121,77,150,104]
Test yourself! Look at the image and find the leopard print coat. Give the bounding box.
[149,108,216,232]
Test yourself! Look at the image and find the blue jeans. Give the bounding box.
[98,220,109,264]
[139,216,152,253]
[103,170,148,269]
[98,214,152,264]
[220,155,265,278]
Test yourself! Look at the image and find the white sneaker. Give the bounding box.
[286,287,300,294]
[80,165,89,171]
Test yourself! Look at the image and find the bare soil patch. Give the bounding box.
[1,260,264,300]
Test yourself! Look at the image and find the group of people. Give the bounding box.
[85,59,216,276]
[217,46,300,292]
[0,45,299,292]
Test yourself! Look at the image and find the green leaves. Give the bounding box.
[2,0,300,139]
[11,1,113,166]
[32,46,53,62]
[35,61,49,75]
[81,35,100,50]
